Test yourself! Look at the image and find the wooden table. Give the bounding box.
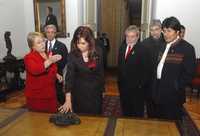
[0,111,180,136]
[0,112,107,136]
[115,118,180,136]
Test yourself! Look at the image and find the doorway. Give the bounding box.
[98,0,152,67]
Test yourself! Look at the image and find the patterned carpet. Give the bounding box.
[102,95,121,117]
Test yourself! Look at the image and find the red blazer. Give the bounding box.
[24,51,57,99]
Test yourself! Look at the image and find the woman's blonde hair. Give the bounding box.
[27,32,44,49]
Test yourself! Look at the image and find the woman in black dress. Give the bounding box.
[59,26,104,114]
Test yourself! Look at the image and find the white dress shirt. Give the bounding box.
[47,38,56,51]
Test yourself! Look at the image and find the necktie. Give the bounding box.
[125,46,132,60]
[49,41,52,52]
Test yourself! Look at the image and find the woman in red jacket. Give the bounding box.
[24,32,62,113]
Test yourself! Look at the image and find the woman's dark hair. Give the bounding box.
[71,26,98,61]
[162,16,181,32]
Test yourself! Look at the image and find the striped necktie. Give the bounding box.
[49,41,52,52]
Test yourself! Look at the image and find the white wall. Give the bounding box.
[153,0,200,57]
[0,0,83,59]
[0,0,28,59]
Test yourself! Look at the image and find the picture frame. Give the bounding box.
[33,0,66,38]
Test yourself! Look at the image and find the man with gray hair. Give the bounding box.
[141,19,165,118]
[45,24,68,105]
[118,25,146,117]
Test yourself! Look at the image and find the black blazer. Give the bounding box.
[141,36,165,90]
[118,41,147,89]
[152,39,196,104]
[46,40,68,75]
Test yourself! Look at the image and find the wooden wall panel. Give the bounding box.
[101,0,128,67]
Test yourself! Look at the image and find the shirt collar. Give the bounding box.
[48,38,56,46]
[168,36,180,46]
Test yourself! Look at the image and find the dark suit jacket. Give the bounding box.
[118,41,147,90]
[46,40,68,75]
[152,39,196,104]
[141,36,165,97]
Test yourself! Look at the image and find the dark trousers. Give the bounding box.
[144,85,157,118]
[146,99,157,118]
[153,103,183,120]
[119,86,144,117]
[151,79,183,120]
[56,80,65,105]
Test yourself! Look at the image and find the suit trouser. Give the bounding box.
[144,85,157,118]
[151,79,183,120]
[119,86,144,117]
[56,80,65,105]
[146,99,157,118]
[153,103,183,120]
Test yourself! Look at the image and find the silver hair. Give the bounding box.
[125,25,140,35]
[44,24,57,32]
[150,19,162,28]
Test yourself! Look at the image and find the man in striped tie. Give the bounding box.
[45,24,68,105]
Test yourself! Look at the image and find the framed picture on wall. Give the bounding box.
[33,0,66,38]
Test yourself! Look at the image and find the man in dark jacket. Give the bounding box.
[152,17,196,120]
[45,24,68,104]
[141,19,165,118]
[99,33,110,69]
[118,25,147,117]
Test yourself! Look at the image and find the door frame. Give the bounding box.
[140,0,153,40]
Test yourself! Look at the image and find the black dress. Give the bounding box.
[64,47,104,114]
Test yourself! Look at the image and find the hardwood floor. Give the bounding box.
[184,92,200,130]
[0,70,200,134]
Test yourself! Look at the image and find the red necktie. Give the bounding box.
[125,46,132,60]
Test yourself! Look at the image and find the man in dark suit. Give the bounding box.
[180,24,185,39]
[118,25,147,117]
[99,33,110,69]
[141,19,165,118]
[151,17,196,120]
[45,24,68,105]
[45,6,59,32]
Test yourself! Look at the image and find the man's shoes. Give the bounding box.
[49,112,81,126]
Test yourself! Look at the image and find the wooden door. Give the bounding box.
[100,0,145,67]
